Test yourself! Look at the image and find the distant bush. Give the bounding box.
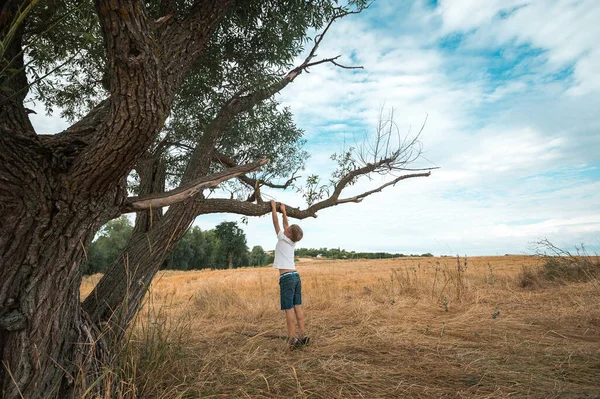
[295,247,435,259]
[534,239,599,282]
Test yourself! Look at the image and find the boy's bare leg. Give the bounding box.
[294,305,305,337]
[285,309,296,338]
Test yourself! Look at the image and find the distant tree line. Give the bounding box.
[83,217,271,274]
[295,248,433,259]
[83,217,433,275]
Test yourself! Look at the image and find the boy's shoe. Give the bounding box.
[299,335,311,346]
[287,337,302,349]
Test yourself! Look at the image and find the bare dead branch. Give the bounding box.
[305,9,362,63]
[336,171,431,204]
[304,55,364,71]
[331,59,364,70]
[294,104,437,213]
[122,158,268,213]
[355,107,429,176]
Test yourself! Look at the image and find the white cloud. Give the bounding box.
[435,0,600,91]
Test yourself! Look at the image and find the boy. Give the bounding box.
[270,200,309,348]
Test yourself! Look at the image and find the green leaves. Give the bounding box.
[163,227,209,271]
[331,147,358,185]
[85,220,253,273]
[25,0,105,120]
[300,174,330,206]
[0,0,41,62]
[249,245,269,266]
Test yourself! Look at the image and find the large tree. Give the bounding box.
[0,1,434,397]
[212,221,247,269]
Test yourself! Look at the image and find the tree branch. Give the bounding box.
[195,171,432,219]
[50,0,234,193]
[230,9,364,99]
[63,0,168,191]
[159,0,176,18]
[160,0,235,87]
[122,158,268,213]
[304,55,363,71]
[0,0,38,136]
[213,151,300,192]
[302,9,362,68]
[335,172,431,204]
[39,3,361,180]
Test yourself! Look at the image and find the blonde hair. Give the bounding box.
[289,224,303,242]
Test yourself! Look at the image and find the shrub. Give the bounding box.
[534,239,599,282]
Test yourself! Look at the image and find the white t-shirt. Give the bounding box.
[272,230,296,270]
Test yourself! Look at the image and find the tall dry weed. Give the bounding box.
[77,292,199,398]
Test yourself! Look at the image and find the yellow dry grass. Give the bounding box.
[81,256,600,398]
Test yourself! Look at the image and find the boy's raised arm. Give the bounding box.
[280,203,289,231]
[270,200,281,234]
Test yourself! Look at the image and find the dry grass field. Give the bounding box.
[81,256,600,398]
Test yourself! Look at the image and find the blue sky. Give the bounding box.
[29,0,600,255]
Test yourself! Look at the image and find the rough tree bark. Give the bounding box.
[0,0,235,397]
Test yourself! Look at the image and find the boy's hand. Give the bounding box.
[280,203,286,213]
[270,200,280,233]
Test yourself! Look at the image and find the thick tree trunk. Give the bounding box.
[82,88,229,327]
[1,0,235,395]
[0,4,111,395]
[0,135,121,398]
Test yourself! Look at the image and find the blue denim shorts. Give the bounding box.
[279,272,302,310]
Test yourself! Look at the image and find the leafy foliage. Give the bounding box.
[300,174,330,206]
[22,0,372,204]
[85,220,256,273]
[25,0,105,119]
[249,245,269,266]
[213,221,248,269]
[84,216,133,274]
[163,227,210,271]
[84,222,436,274]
